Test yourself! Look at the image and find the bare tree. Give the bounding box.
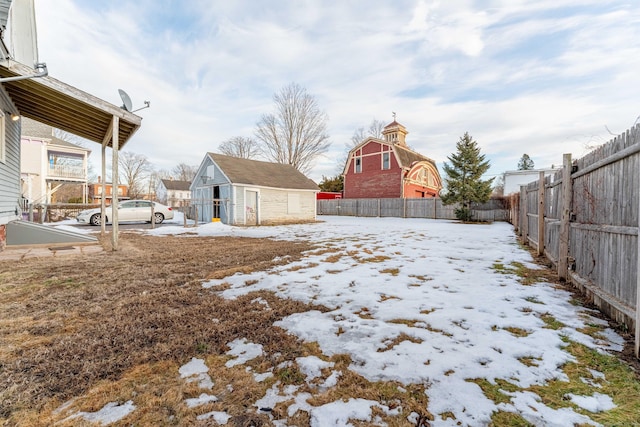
[350,118,386,147]
[118,151,153,199]
[255,83,330,174]
[171,163,198,181]
[337,118,387,174]
[218,136,260,159]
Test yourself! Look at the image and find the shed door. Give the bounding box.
[246,190,258,225]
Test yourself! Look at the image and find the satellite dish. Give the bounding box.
[118,89,133,112]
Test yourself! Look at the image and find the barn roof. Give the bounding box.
[160,179,191,191]
[208,153,319,191]
[393,144,437,169]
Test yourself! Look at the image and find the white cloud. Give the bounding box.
[30,1,640,182]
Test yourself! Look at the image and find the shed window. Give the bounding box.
[355,157,361,173]
[382,152,390,170]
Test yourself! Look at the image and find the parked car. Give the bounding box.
[76,200,174,226]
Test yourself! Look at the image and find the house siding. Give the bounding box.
[0,93,21,227]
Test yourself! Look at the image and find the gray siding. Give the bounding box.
[192,157,233,223]
[0,92,21,225]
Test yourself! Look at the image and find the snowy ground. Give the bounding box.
[57,215,625,426]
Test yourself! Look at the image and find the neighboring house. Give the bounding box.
[191,153,319,225]
[87,179,129,204]
[20,117,91,205]
[157,178,191,207]
[503,167,561,195]
[343,120,442,199]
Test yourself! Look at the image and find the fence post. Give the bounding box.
[520,186,527,244]
[537,171,545,256]
[558,153,572,281]
[183,207,188,227]
[378,199,381,217]
[151,203,155,229]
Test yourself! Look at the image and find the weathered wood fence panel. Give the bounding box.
[512,124,640,357]
[317,198,507,221]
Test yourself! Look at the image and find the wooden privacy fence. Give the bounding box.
[512,124,640,357]
[317,197,509,221]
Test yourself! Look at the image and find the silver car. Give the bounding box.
[76,200,174,226]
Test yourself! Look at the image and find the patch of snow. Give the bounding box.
[225,338,263,367]
[253,371,274,382]
[499,391,600,426]
[196,410,232,423]
[296,356,334,381]
[62,400,136,425]
[309,398,392,426]
[255,382,300,412]
[179,357,213,390]
[179,357,209,377]
[185,393,218,408]
[565,392,617,413]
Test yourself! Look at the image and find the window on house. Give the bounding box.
[355,157,361,173]
[382,152,390,170]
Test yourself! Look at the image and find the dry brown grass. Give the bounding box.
[0,234,326,425]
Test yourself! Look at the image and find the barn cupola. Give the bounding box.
[382,113,408,147]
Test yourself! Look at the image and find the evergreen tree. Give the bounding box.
[517,153,535,170]
[441,132,494,221]
[318,174,343,192]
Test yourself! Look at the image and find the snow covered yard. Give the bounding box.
[146,216,629,426]
[8,215,638,426]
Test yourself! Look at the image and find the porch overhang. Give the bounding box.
[0,60,141,148]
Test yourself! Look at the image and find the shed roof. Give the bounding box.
[0,61,141,148]
[208,153,319,191]
[160,179,191,191]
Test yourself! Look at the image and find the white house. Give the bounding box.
[191,153,319,225]
[503,167,561,195]
[157,178,191,207]
[20,118,91,205]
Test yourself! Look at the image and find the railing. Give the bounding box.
[48,164,85,180]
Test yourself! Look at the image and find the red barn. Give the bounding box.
[342,120,442,199]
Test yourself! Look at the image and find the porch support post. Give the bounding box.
[101,118,113,236]
[111,116,120,251]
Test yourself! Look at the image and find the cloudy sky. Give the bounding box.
[30,0,640,183]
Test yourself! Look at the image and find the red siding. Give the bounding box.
[344,141,403,198]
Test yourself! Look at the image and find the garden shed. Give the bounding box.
[191,153,319,225]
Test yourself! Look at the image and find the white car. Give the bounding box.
[77,200,174,226]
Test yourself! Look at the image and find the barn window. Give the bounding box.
[355,157,361,173]
[382,152,390,170]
